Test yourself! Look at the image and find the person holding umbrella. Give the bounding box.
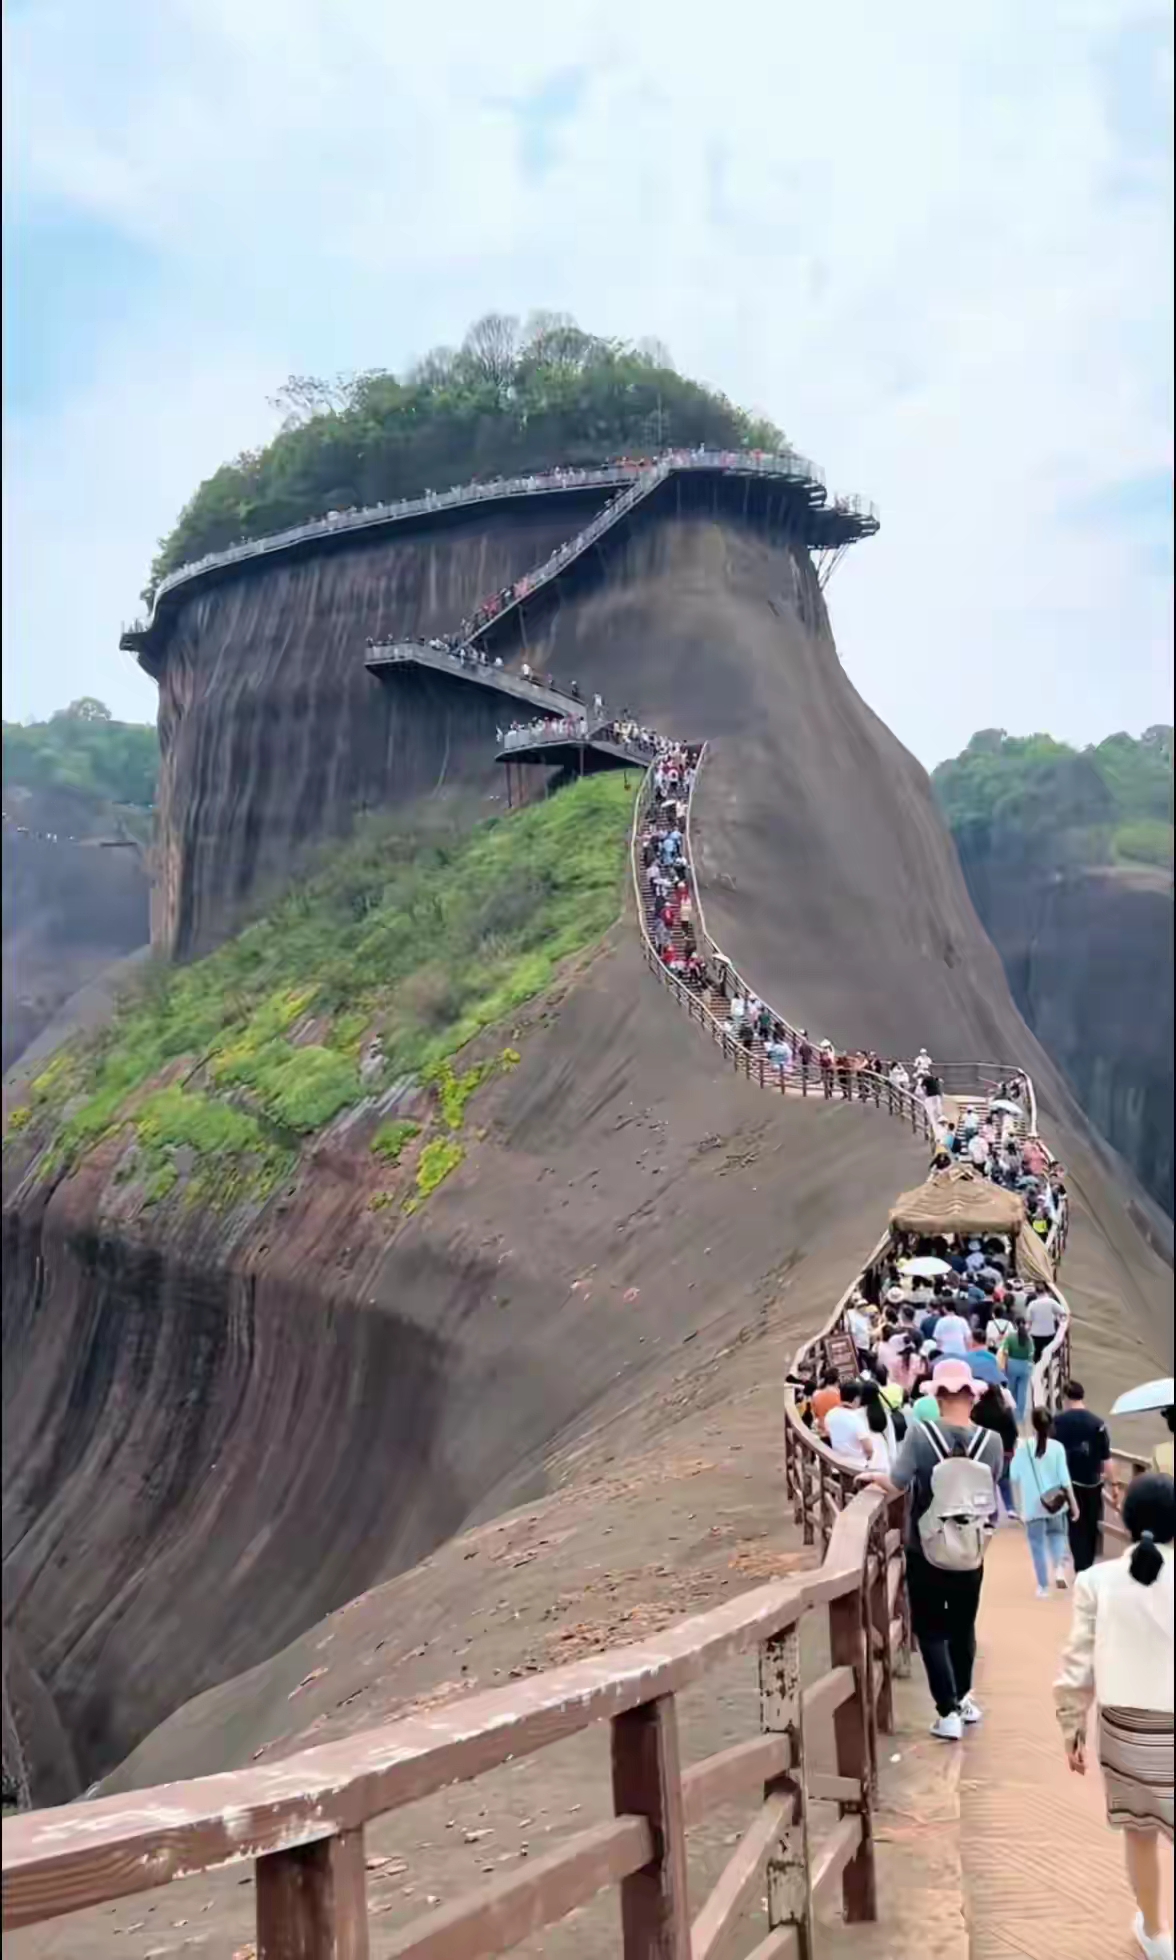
[1111,1380,1176,1481]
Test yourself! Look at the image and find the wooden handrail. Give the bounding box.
[2,1487,898,1954]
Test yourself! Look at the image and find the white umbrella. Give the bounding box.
[900,1255,952,1279]
[988,1099,1025,1117]
[1110,1378,1175,1417]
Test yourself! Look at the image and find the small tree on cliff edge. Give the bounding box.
[56,698,112,723]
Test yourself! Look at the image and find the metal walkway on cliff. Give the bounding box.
[121,447,879,664]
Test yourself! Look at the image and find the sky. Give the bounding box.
[3,0,1172,769]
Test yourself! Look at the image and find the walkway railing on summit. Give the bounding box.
[123,446,879,642]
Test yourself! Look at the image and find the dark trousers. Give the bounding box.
[1032,1333,1054,1360]
[906,1547,985,1716]
[1069,1482,1103,1572]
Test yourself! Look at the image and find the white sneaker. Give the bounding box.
[1036,1585,1051,1599]
[930,1711,963,1742]
[958,1693,982,1724]
[1134,1911,1174,1960]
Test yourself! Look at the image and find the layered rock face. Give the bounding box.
[950,850,1173,1217]
[5,484,1171,1809]
[2,819,149,1073]
[150,495,609,957]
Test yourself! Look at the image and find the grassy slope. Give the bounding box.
[5,774,636,1212]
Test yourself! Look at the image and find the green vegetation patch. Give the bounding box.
[4,698,158,807]
[934,726,1173,878]
[9,773,635,1206]
[370,1119,421,1164]
[414,1137,465,1199]
[151,312,783,590]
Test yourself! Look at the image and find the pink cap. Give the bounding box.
[932,1358,979,1397]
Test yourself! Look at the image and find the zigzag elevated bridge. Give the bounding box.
[8,453,1157,1955]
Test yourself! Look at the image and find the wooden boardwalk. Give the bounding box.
[960,1528,1169,1960]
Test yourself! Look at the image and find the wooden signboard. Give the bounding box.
[824,1331,860,1380]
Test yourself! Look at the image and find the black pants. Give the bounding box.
[1032,1333,1054,1360]
[906,1547,985,1717]
[1069,1482,1103,1572]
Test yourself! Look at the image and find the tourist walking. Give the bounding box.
[972,1382,1018,1515]
[1026,1288,1060,1360]
[1010,1409,1079,1596]
[824,1379,873,1466]
[1003,1316,1036,1424]
[1052,1381,1112,1572]
[859,1359,1002,1740]
[1054,1473,1174,1960]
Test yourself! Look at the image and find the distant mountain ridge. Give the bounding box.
[935,727,1174,1214]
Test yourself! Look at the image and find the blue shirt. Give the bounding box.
[1010,1438,1072,1522]
[966,1348,1007,1388]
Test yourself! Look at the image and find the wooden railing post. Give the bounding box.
[759,1625,813,1959]
[828,1590,877,1924]
[611,1696,690,1960]
[256,1828,369,1960]
[871,1528,895,1738]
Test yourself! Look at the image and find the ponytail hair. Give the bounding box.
[1031,1406,1052,1458]
[1122,1473,1175,1587]
[860,1380,890,1435]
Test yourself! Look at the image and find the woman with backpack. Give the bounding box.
[1010,1407,1079,1596]
[1054,1473,1174,1960]
[858,1358,1003,1741]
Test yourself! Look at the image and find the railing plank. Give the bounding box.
[382,1816,653,1960]
[3,1574,842,1932]
[680,1733,792,1828]
[828,1586,876,1923]
[760,1626,813,1960]
[611,1698,690,1960]
[806,1773,861,1805]
[691,1792,791,1960]
[799,1666,855,1730]
[742,1931,801,1960]
[809,1814,863,1908]
[256,1827,368,1960]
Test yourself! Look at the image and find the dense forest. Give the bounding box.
[3,700,158,810]
[149,313,783,592]
[933,726,1174,874]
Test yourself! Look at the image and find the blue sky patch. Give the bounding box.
[4,213,159,413]
[510,66,588,181]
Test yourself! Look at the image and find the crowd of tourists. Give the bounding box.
[497,713,666,757]
[638,725,1171,1951]
[636,748,707,985]
[790,1242,1174,1954]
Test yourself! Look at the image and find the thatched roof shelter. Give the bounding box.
[887,1166,1057,1289]
[888,1167,1024,1236]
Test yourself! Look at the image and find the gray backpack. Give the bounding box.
[918,1423,995,1571]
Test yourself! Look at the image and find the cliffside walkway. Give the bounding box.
[122,446,879,663]
[364,639,585,719]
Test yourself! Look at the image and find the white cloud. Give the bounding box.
[4,0,1171,756]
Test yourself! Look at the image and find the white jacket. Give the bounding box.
[1054,1546,1174,1732]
